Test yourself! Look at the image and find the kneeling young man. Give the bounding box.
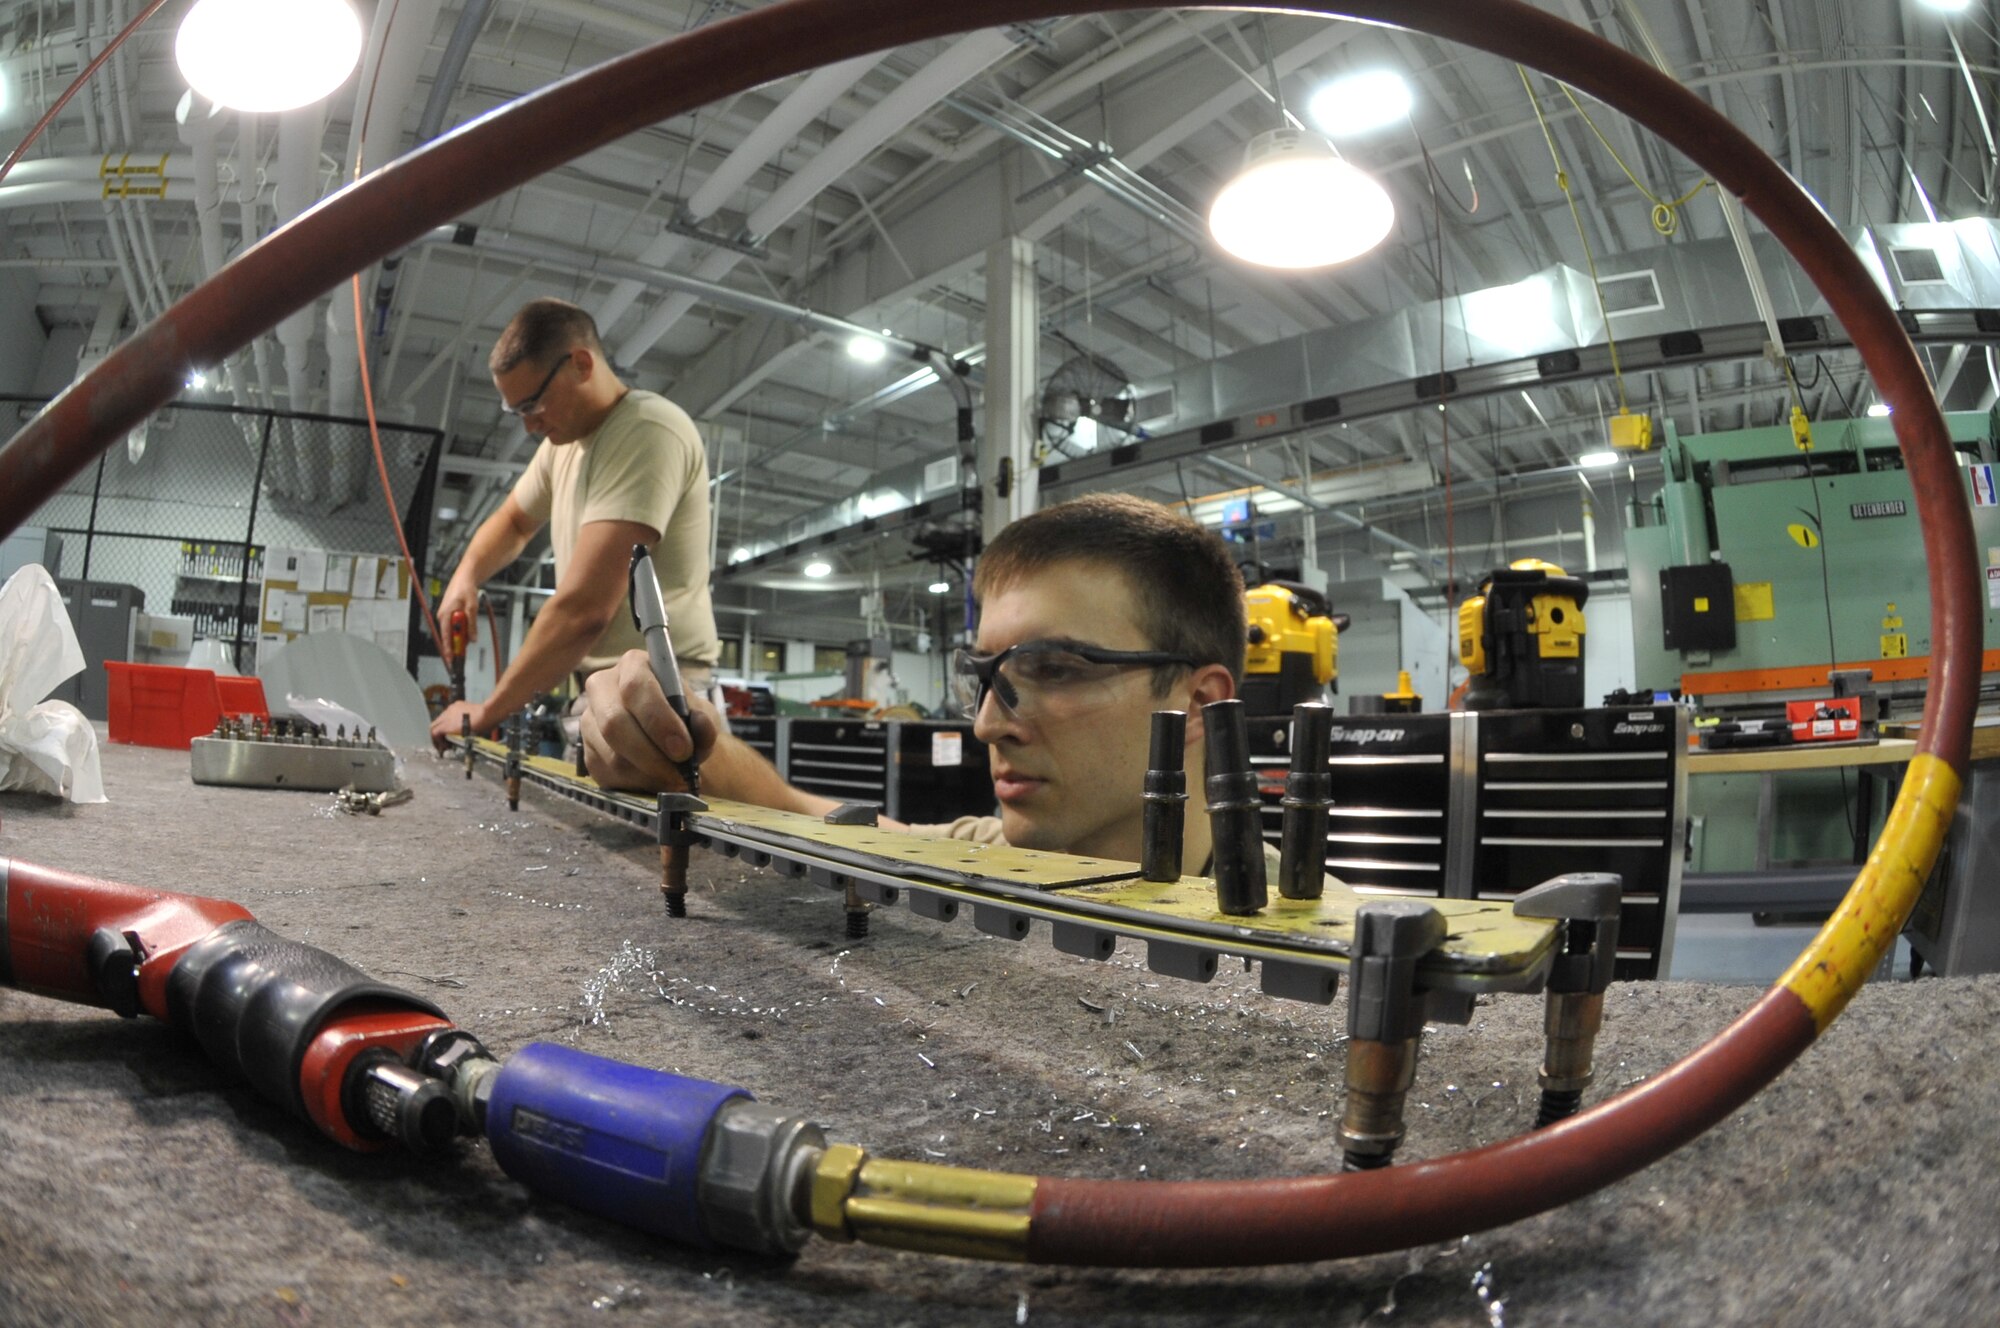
[582,493,1249,872]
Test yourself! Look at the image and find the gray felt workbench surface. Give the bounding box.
[3,736,1997,1327]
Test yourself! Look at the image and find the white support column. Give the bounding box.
[981,236,1039,544]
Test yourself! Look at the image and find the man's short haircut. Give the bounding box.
[974,493,1247,686]
[490,298,607,375]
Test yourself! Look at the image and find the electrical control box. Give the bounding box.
[1659,563,1737,652]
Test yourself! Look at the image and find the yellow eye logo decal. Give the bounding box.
[1787,523,1819,548]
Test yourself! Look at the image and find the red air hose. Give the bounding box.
[0,0,1976,1267]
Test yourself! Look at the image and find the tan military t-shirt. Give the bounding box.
[511,390,721,674]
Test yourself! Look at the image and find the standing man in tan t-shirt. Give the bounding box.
[428,298,720,748]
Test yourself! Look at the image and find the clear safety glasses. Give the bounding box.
[499,357,569,418]
[950,639,1195,722]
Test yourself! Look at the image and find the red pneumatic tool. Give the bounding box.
[0,856,465,1153]
[0,856,825,1256]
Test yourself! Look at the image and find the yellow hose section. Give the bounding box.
[1779,752,1959,1031]
[811,1146,1037,1261]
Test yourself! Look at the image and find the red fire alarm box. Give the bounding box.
[1786,696,1860,743]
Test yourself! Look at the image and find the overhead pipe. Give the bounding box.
[0,0,1974,1267]
[87,0,157,320]
[104,0,173,319]
[0,0,174,188]
[0,155,197,186]
[233,115,276,415]
[0,178,179,210]
[371,0,495,348]
[274,102,328,501]
[325,0,445,421]
[176,95,262,438]
[64,0,150,333]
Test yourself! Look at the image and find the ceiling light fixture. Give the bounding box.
[928,581,950,595]
[803,560,832,578]
[175,0,364,114]
[1209,129,1395,270]
[846,334,887,364]
[1308,69,1415,138]
[1867,402,1892,417]
[1578,451,1618,468]
[1916,0,1972,12]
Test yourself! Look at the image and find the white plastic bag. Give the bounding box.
[0,564,107,802]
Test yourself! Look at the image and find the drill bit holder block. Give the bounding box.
[191,720,398,794]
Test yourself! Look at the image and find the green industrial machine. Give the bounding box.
[1625,410,2000,884]
[1626,410,2000,707]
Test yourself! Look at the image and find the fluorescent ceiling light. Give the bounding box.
[846,334,887,363]
[176,0,364,113]
[1916,0,1972,12]
[730,546,752,563]
[1578,451,1618,468]
[928,581,950,595]
[1308,70,1414,138]
[1866,402,1892,417]
[437,506,459,522]
[803,560,832,578]
[1209,129,1394,270]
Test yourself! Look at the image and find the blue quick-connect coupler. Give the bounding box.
[485,1042,824,1255]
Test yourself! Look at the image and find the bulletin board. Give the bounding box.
[260,547,413,665]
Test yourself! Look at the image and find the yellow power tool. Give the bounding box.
[1240,581,1343,717]
[1457,559,1589,710]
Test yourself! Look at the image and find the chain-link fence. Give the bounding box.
[4,396,441,674]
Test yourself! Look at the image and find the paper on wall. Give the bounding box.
[324,555,353,596]
[350,556,379,599]
[295,550,328,593]
[307,604,345,634]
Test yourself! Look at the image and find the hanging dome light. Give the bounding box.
[175,0,364,114]
[1208,129,1395,270]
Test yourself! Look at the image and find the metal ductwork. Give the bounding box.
[1042,221,2000,493]
[726,221,2000,573]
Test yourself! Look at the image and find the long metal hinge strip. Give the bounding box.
[462,738,1557,996]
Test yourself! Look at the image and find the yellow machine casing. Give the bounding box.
[1459,558,1590,710]
[1241,583,1337,715]
[1458,595,1487,673]
[1515,557,1585,659]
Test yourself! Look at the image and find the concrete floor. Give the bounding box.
[4,735,1998,1327]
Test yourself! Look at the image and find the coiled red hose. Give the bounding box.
[0,0,1975,1267]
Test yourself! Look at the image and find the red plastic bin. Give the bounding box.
[215,675,270,719]
[104,662,223,750]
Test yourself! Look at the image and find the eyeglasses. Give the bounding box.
[500,356,570,418]
[950,639,1196,721]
